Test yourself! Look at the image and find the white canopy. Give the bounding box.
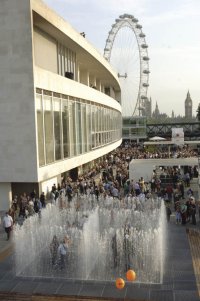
[149,136,166,141]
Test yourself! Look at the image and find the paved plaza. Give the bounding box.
[0,206,200,301]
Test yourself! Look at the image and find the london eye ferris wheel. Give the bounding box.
[104,14,150,117]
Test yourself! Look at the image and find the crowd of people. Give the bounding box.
[1,142,200,257]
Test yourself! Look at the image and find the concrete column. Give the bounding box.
[76,62,80,82]
[96,79,101,91]
[89,75,96,88]
[79,70,89,86]
[0,183,12,211]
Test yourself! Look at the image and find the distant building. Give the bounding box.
[185,91,193,118]
[149,92,194,122]
[152,101,160,118]
[144,97,152,118]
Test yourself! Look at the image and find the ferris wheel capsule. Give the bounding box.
[141,95,148,100]
[141,44,148,49]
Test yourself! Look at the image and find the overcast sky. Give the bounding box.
[43,0,200,117]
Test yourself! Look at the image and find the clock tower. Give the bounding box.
[185,90,192,119]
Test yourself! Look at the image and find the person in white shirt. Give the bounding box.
[58,236,70,270]
[3,212,13,240]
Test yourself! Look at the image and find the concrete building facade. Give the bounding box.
[0,0,122,210]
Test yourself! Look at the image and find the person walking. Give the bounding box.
[3,211,13,240]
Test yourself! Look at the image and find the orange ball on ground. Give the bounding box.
[126,269,136,281]
[115,277,125,289]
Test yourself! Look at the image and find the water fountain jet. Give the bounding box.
[14,194,166,283]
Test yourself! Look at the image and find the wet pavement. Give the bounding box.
[0,181,200,300]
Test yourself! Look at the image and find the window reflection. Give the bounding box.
[44,95,54,164]
[62,99,69,158]
[54,98,61,161]
[36,89,121,167]
[36,94,45,166]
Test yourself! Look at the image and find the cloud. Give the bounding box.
[44,0,148,24]
[143,0,200,26]
[150,45,200,56]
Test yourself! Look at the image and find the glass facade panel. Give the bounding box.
[36,94,45,166]
[68,100,74,157]
[44,95,54,164]
[54,98,62,161]
[76,102,82,155]
[91,105,95,148]
[36,89,122,166]
[82,103,87,153]
[122,128,129,136]
[72,101,77,156]
[62,99,69,158]
[87,104,92,151]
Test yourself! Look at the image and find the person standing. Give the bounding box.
[174,201,181,225]
[40,192,46,208]
[3,211,13,240]
[66,185,73,203]
[190,197,196,225]
[180,204,187,225]
[50,235,59,267]
[94,185,100,201]
[58,236,70,270]
[165,204,172,222]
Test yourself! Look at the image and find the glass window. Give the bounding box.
[36,94,45,166]
[87,103,92,151]
[62,99,69,158]
[91,105,95,148]
[131,128,137,135]
[122,128,129,136]
[82,103,87,153]
[129,118,137,125]
[68,100,74,156]
[44,95,54,164]
[53,98,62,161]
[37,89,122,165]
[76,101,82,155]
[72,100,77,155]
[123,118,130,125]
